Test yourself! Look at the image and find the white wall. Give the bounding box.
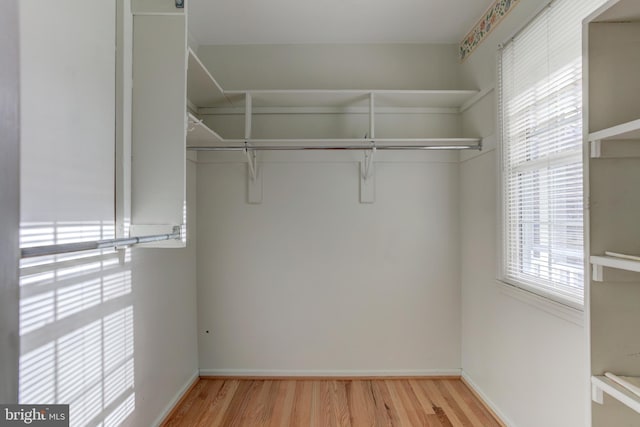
[0,0,20,404]
[459,1,588,426]
[195,44,464,375]
[18,2,198,426]
[197,157,461,375]
[197,44,465,90]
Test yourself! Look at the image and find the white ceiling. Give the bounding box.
[188,0,494,45]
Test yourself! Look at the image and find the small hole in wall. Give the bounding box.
[205,330,209,334]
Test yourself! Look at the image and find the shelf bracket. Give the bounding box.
[245,143,257,181]
[362,141,376,181]
[592,383,604,405]
[360,140,375,204]
[245,143,262,204]
[243,92,262,204]
[369,92,375,140]
[591,140,602,158]
[187,115,203,132]
[592,263,603,282]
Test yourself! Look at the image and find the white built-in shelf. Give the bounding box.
[187,46,480,112]
[374,90,479,108]
[590,254,640,281]
[592,375,640,414]
[589,118,640,142]
[185,54,482,149]
[187,48,231,108]
[222,89,479,109]
[186,112,223,146]
[187,52,479,111]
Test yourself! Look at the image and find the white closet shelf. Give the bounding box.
[187,48,231,108]
[589,118,640,142]
[186,112,223,145]
[592,375,640,414]
[590,255,640,281]
[222,89,479,109]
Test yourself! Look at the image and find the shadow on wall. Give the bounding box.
[19,221,135,426]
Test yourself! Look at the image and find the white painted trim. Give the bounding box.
[461,371,515,427]
[187,31,199,53]
[198,369,461,377]
[496,280,585,326]
[459,86,495,113]
[132,12,184,16]
[152,370,199,427]
[0,0,20,403]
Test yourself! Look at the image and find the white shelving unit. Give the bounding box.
[589,118,640,158]
[185,48,481,148]
[222,89,479,110]
[185,49,483,204]
[590,255,640,281]
[585,0,640,425]
[589,118,640,142]
[592,376,640,414]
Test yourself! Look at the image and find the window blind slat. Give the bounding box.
[500,0,606,307]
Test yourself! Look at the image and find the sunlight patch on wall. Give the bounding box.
[19,222,136,427]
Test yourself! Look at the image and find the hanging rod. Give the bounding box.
[187,139,482,152]
[20,226,182,259]
[189,145,479,151]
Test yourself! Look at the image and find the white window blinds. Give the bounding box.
[499,0,604,307]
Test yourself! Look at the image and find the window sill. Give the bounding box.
[495,280,585,326]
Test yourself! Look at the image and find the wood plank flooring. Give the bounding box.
[162,378,503,426]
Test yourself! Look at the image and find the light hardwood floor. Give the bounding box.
[162,378,503,426]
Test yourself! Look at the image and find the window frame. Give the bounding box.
[496,0,590,311]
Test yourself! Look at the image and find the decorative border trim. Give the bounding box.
[460,0,521,61]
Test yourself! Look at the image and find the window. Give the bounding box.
[499,0,604,308]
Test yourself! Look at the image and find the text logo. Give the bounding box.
[0,405,69,427]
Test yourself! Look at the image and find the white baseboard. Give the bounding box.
[152,370,199,427]
[199,368,461,377]
[461,371,514,427]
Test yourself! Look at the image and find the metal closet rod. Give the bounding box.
[187,143,482,152]
[20,227,182,259]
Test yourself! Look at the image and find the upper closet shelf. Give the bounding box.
[186,48,479,111]
[187,48,231,108]
[589,118,640,142]
[222,89,479,109]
